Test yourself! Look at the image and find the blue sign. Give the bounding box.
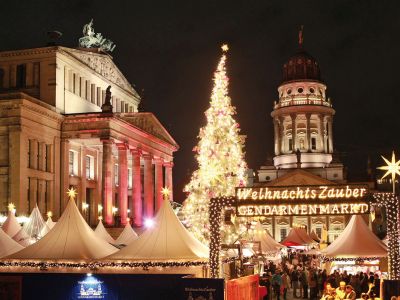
[76,275,106,299]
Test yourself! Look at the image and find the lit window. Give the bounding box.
[128,168,132,188]
[311,137,317,150]
[86,155,94,180]
[315,227,322,238]
[114,164,119,185]
[280,228,287,240]
[69,150,78,176]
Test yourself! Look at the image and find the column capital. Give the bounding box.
[100,137,114,144]
[130,148,142,156]
[142,153,153,160]
[154,157,164,165]
[163,161,174,168]
[116,142,129,150]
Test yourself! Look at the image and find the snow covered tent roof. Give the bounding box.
[0,228,24,258]
[94,220,115,244]
[321,215,387,258]
[1,210,22,238]
[107,200,209,260]
[115,222,138,245]
[310,230,320,242]
[252,222,284,252]
[13,204,47,242]
[7,197,118,260]
[281,227,316,246]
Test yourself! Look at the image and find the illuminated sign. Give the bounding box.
[234,184,370,217]
[77,275,105,299]
[236,203,369,217]
[236,185,369,202]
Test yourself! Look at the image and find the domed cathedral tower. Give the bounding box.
[258,28,344,182]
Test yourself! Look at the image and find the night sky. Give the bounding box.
[1,1,400,202]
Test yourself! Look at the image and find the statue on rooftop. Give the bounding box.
[79,19,116,52]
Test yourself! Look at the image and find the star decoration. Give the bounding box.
[221,44,229,52]
[67,187,77,200]
[7,202,15,212]
[377,151,400,194]
[47,211,53,218]
[161,187,171,200]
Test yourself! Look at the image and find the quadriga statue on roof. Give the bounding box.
[79,19,116,52]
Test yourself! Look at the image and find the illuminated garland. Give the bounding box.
[321,256,382,262]
[209,196,235,278]
[373,193,400,280]
[0,260,208,271]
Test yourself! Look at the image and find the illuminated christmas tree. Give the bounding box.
[182,44,247,245]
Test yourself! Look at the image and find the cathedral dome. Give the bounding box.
[282,49,322,83]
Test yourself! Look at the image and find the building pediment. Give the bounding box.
[60,47,139,97]
[266,169,335,186]
[119,112,178,149]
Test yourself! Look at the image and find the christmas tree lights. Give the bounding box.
[182,45,247,245]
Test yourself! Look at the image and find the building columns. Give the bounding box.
[101,139,114,225]
[273,118,280,155]
[164,161,174,201]
[60,139,70,213]
[117,143,129,225]
[306,113,312,152]
[328,118,333,154]
[143,153,154,219]
[131,149,142,226]
[318,114,325,153]
[290,114,297,152]
[154,158,164,212]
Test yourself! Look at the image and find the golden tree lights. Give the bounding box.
[182,45,248,245]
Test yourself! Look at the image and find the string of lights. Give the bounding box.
[373,192,400,280]
[209,196,235,278]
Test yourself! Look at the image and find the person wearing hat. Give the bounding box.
[344,285,356,300]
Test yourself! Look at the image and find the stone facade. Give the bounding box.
[0,46,178,227]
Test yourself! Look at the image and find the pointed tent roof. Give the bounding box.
[321,215,387,258]
[94,220,115,244]
[0,228,24,258]
[46,216,56,230]
[115,222,138,245]
[15,205,46,241]
[12,228,34,247]
[252,222,284,252]
[281,227,316,246]
[1,211,22,238]
[8,197,118,259]
[107,200,209,260]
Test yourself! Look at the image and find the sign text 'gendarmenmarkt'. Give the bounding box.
[235,185,370,217]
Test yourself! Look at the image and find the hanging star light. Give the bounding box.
[377,151,400,194]
[67,187,77,200]
[221,44,229,52]
[161,187,171,200]
[7,202,15,212]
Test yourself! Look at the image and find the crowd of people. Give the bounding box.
[259,250,381,300]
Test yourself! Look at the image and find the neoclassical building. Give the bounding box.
[0,45,178,227]
[255,37,370,243]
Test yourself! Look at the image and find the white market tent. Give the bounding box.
[94,220,115,244]
[281,227,316,247]
[1,210,22,238]
[252,222,284,253]
[107,199,209,261]
[115,222,138,246]
[321,215,387,258]
[0,228,24,258]
[13,205,47,245]
[7,197,118,260]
